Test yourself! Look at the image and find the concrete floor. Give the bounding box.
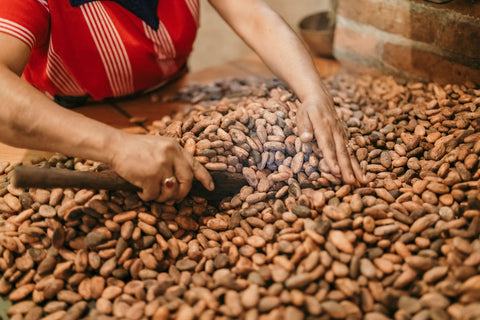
[189,0,331,71]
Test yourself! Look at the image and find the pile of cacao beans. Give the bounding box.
[1,74,480,320]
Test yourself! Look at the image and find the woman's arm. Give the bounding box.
[209,0,366,184]
[0,33,213,201]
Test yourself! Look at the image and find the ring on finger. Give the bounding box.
[163,176,177,189]
[345,142,354,155]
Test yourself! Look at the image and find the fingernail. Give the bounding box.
[209,182,215,191]
[301,133,312,141]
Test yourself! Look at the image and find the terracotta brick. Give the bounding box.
[438,19,480,58]
[338,0,442,45]
[336,58,391,78]
[382,43,413,72]
[410,0,480,19]
[336,0,480,84]
[409,10,440,44]
[382,42,480,84]
[337,0,412,38]
[334,26,378,58]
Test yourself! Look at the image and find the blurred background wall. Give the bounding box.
[188,0,330,71]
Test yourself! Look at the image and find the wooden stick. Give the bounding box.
[12,166,247,203]
[12,166,137,191]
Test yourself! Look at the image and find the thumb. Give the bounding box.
[296,107,314,142]
[187,152,214,191]
[194,163,214,191]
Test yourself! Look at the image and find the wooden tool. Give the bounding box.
[12,166,247,204]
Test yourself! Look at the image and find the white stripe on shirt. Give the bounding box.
[81,2,134,97]
[185,0,199,26]
[0,18,36,48]
[143,22,178,77]
[47,45,85,96]
[37,0,50,12]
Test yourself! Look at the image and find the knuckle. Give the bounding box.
[155,159,168,170]
[143,170,161,183]
[182,171,194,182]
[177,187,190,200]
[154,157,173,171]
[326,141,336,150]
[164,140,180,153]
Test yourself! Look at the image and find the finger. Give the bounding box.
[334,135,356,184]
[138,181,161,202]
[156,180,180,203]
[296,108,314,142]
[173,152,194,200]
[189,155,214,191]
[155,170,180,203]
[313,125,341,176]
[350,154,369,185]
[340,120,349,140]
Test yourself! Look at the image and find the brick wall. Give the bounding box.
[333,0,480,84]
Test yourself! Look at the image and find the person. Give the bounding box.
[0,0,365,203]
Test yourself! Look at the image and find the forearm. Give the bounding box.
[0,65,123,164]
[210,0,329,102]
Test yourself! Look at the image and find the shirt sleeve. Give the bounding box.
[0,0,50,49]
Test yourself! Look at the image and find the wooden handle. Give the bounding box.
[12,166,139,191]
[12,166,247,203]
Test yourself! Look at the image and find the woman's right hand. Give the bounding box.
[0,33,212,201]
[109,132,214,202]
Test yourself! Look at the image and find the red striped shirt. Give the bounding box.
[0,0,199,100]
